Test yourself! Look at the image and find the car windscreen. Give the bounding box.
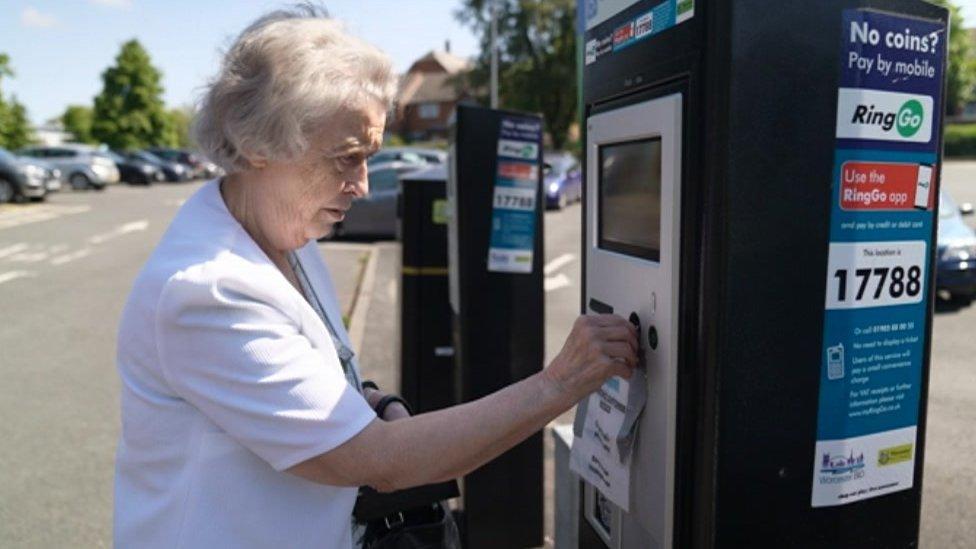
[98,152,124,163]
[369,169,399,192]
[939,191,958,220]
[0,149,15,163]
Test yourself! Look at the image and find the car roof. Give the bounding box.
[26,143,100,152]
[370,160,426,176]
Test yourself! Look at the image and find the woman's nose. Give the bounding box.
[349,163,369,198]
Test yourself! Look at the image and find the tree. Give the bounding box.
[61,105,96,144]
[0,53,13,90]
[92,39,173,150]
[0,98,34,149]
[0,53,34,149]
[930,0,976,115]
[167,106,195,148]
[456,0,577,149]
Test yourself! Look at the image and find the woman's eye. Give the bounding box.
[340,154,360,165]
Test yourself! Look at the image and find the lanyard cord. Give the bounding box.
[288,251,361,392]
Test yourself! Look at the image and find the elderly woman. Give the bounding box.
[113,6,637,548]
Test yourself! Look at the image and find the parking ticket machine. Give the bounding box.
[572,1,947,547]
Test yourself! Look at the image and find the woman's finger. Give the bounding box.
[602,341,638,366]
[590,314,635,330]
[596,325,639,352]
[609,360,635,380]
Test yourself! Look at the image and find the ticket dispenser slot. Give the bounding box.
[577,92,682,548]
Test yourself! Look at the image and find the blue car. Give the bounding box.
[936,190,976,305]
[544,152,582,210]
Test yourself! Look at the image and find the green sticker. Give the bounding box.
[896,100,924,137]
[877,443,913,467]
[432,199,448,225]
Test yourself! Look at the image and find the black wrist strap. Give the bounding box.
[375,395,412,418]
[361,380,379,392]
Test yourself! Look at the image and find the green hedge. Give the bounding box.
[945,123,976,158]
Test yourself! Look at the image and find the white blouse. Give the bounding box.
[114,180,376,548]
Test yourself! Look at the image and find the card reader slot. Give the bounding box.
[589,298,614,314]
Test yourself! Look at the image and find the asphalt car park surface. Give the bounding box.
[0,165,974,547]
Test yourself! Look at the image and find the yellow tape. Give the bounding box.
[877,443,913,467]
[402,266,449,276]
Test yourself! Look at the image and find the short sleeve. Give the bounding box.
[154,270,376,471]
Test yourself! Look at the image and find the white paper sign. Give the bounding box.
[570,377,632,511]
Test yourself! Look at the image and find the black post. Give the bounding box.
[448,105,545,548]
[399,166,456,414]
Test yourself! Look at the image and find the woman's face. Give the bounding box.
[249,101,386,251]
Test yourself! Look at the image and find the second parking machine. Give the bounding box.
[571,0,948,547]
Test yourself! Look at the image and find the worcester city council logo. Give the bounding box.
[896,99,924,138]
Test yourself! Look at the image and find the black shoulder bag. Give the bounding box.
[354,480,461,549]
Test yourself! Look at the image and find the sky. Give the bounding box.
[1,0,480,125]
[5,1,976,126]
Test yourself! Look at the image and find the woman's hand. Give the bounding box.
[544,314,639,403]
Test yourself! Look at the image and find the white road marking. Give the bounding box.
[544,253,576,276]
[545,273,572,293]
[50,248,91,266]
[47,244,69,254]
[0,205,90,230]
[0,243,29,259]
[165,199,186,207]
[8,251,49,263]
[347,247,379,352]
[0,270,35,285]
[89,219,149,244]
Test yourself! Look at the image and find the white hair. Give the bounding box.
[194,4,398,173]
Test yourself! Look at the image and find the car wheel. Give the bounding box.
[69,173,91,190]
[950,293,975,307]
[92,183,106,191]
[558,193,568,210]
[0,178,14,204]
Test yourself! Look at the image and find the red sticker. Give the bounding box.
[839,161,935,211]
[497,161,537,182]
[613,22,634,46]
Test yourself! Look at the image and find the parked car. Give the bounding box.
[104,151,163,185]
[543,151,582,209]
[329,161,421,239]
[936,189,976,306]
[200,159,224,179]
[17,144,119,190]
[123,151,189,182]
[16,155,61,192]
[0,148,48,203]
[367,147,445,169]
[147,148,207,179]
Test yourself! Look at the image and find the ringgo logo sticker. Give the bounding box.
[835,88,933,143]
[896,100,924,137]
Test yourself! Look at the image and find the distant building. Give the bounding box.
[33,121,72,146]
[391,48,473,141]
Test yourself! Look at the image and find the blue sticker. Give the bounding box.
[488,117,542,273]
[812,10,945,508]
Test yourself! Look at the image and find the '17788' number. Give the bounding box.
[833,265,922,303]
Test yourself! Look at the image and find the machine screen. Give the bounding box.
[598,138,662,261]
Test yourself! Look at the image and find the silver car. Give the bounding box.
[18,144,120,190]
[330,161,421,239]
[367,147,446,169]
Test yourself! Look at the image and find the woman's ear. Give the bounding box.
[245,154,269,170]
